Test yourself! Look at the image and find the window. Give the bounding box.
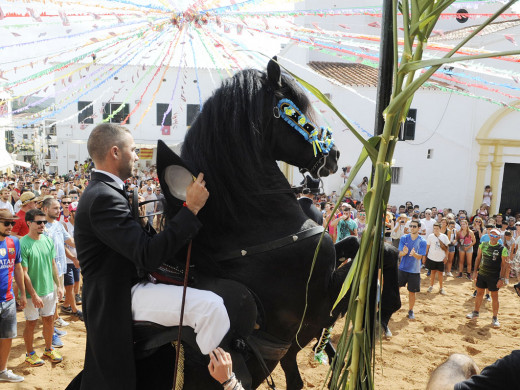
[78,101,94,124]
[399,108,417,141]
[391,167,401,184]
[186,104,200,127]
[23,134,28,140]
[48,123,56,136]
[103,102,130,124]
[156,103,172,126]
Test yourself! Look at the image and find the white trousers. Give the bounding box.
[131,282,230,355]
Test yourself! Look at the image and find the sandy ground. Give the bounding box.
[3,271,519,389]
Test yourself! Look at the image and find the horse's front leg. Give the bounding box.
[280,343,305,390]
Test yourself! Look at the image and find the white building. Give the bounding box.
[279,0,520,215]
[53,64,224,174]
[0,90,31,173]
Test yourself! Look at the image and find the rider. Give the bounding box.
[68,124,231,390]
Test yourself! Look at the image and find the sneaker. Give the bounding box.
[439,288,447,295]
[443,272,446,276]
[42,348,63,363]
[472,290,477,298]
[485,294,491,302]
[456,272,463,278]
[54,317,69,327]
[427,286,433,293]
[383,325,392,338]
[52,333,64,348]
[54,327,67,337]
[0,369,24,382]
[61,305,73,315]
[73,310,84,321]
[466,311,479,319]
[447,272,454,277]
[407,310,415,320]
[466,272,472,280]
[504,278,509,285]
[491,317,500,328]
[25,351,44,367]
[75,294,82,305]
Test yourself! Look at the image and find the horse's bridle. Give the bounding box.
[272,98,334,178]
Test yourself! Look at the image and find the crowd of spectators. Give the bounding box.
[0,162,163,382]
[306,183,519,336]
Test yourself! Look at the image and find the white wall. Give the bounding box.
[53,65,225,173]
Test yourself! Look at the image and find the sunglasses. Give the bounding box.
[61,202,71,205]
[489,234,500,238]
[409,225,419,228]
[30,220,46,225]
[1,221,16,227]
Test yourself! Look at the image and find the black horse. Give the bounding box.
[139,58,401,389]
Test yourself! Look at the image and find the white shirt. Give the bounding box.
[427,233,449,262]
[0,200,14,214]
[420,218,435,237]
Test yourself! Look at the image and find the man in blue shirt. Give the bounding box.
[398,221,427,320]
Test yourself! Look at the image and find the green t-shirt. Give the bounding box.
[20,235,56,298]
[478,241,508,278]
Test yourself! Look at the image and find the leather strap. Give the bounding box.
[214,226,324,262]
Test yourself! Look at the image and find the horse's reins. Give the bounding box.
[172,240,192,390]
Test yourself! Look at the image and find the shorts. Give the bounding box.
[448,245,455,253]
[425,258,445,272]
[24,292,56,321]
[64,263,81,286]
[398,270,421,293]
[476,274,500,292]
[460,245,473,253]
[0,299,17,339]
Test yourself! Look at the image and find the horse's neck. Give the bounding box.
[198,164,309,251]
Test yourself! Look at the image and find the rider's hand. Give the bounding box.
[185,173,209,216]
[208,348,233,384]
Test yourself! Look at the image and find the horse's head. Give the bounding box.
[180,61,339,225]
[266,58,339,178]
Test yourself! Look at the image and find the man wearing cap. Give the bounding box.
[298,175,323,225]
[466,228,508,327]
[331,204,358,242]
[0,209,26,382]
[11,192,36,239]
[67,123,218,390]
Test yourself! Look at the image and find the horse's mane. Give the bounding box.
[181,68,312,226]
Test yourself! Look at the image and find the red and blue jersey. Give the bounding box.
[0,237,21,303]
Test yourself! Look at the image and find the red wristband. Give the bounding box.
[183,202,187,207]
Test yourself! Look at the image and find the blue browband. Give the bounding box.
[276,98,334,156]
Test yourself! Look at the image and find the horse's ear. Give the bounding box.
[267,56,282,87]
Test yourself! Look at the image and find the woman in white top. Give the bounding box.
[482,185,492,208]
